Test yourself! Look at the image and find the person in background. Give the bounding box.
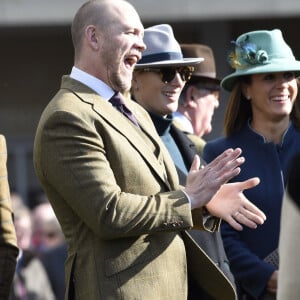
[174,44,221,154]
[132,24,266,300]
[31,202,65,254]
[203,29,300,299]
[40,242,67,300]
[33,0,249,299]
[0,135,19,300]
[10,199,55,300]
[277,152,300,299]
[31,201,67,300]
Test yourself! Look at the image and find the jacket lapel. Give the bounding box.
[61,76,178,190]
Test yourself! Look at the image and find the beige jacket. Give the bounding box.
[34,76,235,300]
[0,135,19,299]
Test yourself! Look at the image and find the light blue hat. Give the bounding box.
[222,29,300,91]
[136,24,203,68]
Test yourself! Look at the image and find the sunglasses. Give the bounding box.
[141,66,195,83]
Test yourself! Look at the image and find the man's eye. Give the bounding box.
[126,30,136,36]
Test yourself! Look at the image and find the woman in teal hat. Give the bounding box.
[203,29,300,300]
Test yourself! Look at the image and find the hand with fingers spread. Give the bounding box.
[205,177,266,231]
[185,148,245,210]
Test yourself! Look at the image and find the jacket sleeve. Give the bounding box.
[0,135,19,299]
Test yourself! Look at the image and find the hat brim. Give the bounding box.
[135,58,203,69]
[189,74,221,84]
[221,60,300,91]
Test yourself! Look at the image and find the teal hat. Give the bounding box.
[221,29,300,91]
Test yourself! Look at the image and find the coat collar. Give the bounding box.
[60,76,179,190]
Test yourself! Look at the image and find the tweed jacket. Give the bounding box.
[33,76,227,300]
[203,123,300,299]
[0,135,19,300]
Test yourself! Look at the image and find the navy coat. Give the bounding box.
[203,123,300,299]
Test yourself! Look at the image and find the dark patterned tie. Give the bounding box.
[109,92,139,127]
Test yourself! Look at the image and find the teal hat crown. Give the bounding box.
[221,29,300,91]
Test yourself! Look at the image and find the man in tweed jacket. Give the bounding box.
[33,1,245,299]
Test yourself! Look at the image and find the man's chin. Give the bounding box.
[120,72,132,89]
[112,76,131,94]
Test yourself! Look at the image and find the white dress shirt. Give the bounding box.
[70,66,114,101]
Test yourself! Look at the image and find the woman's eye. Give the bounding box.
[283,72,295,80]
[264,74,274,81]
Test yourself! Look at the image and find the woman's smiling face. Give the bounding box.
[132,69,186,116]
[243,72,298,121]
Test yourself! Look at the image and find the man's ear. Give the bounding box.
[85,25,100,50]
[185,85,197,107]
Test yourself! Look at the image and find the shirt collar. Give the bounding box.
[70,66,114,101]
[172,111,194,134]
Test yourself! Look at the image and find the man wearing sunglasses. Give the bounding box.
[132,24,266,300]
[174,44,221,155]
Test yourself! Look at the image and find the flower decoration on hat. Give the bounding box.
[227,35,269,70]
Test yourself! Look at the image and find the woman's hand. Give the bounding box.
[205,177,266,231]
